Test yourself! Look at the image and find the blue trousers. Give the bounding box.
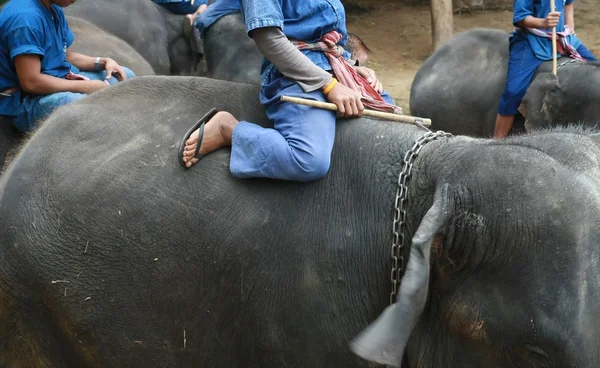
[498,35,597,116]
[156,0,201,14]
[13,67,135,133]
[230,71,395,182]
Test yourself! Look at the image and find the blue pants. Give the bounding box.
[13,67,135,133]
[157,1,201,14]
[498,35,597,116]
[230,71,395,182]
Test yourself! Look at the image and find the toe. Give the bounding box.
[185,158,199,168]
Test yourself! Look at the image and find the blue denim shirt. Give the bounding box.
[152,0,207,4]
[197,0,351,85]
[513,0,581,60]
[194,0,242,37]
[0,0,76,117]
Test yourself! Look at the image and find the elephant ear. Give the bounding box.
[349,184,452,367]
[520,72,561,132]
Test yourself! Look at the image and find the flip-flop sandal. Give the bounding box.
[178,108,219,168]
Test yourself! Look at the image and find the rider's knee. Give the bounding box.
[288,151,331,182]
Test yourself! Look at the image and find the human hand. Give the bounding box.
[543,11,561,28]
[323,79,364,118]
[356,66,383,93]
[104,58,127,81]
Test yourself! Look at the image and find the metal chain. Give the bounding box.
[557,58,581,70]
[390,129,452,305]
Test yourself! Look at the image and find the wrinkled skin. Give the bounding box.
[203,12,371,84]
[65,0,203,75]
[67,16,155,76]
[409,28,597,137]
[0,76,599,367]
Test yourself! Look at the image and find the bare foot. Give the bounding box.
[184,14,195,39]
[182,111,239,168]
[185,14,196,24]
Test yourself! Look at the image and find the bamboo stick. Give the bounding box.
[280,96,432,126]
[551,0,557,75]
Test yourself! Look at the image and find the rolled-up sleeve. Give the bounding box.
[513,0,533,26]
[241,0,284,36]
[7,26,45,61]
[565,0,575,5]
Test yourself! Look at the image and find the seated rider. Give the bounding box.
[494,0,597,139]
[179,0,400,183]
[0,0,135,134]
[151,0,208,39]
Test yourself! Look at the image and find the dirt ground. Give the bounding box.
[346,0,600,113]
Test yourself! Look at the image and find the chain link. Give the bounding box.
[557,58,581,70]
[390,129,452,305]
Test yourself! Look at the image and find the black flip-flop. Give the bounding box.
[178,108,219,168]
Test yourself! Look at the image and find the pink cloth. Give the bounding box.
[520,26,585,61]
[291,31,403,115]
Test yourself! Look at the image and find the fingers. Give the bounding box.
[336,100,346,117]
[367,69,377,89]
[356,97,364,115]
[105,67,112,80]
[346,95,364,117]
[117,66,127,81]
[546,12,561,27]
[375,79,383,93]
[349,99,359,116]
[357,67,379,89]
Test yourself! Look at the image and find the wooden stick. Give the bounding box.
[280,96,432,126]
[551,0,557,75]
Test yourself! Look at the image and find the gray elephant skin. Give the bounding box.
[0,76,599,367]
[65,0,202,76]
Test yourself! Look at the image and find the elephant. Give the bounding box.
[0,76,599,367]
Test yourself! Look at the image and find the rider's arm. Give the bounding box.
[513,0,561,29]
[9,25,97,95]
[513,0,544,28]
[565,2,575,31]
[14,54,94,95]
[251,27,333,93]
[515,16,546,29]
[66,50,109,72]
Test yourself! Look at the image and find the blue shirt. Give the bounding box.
[513,0,581,60]
[195,0,241,37]
[153,0,207,3]
[0,0,77,116]
[198,0,351,86]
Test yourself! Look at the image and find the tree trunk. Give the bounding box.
[430,0,454,51]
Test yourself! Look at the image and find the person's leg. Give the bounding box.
[78,67,136,85]
[575,44,597,62]
[159,0,200,14]
[495,36,544,139]
[184,3,207,39]
[182,78,336,182]
[13,92,87,133]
